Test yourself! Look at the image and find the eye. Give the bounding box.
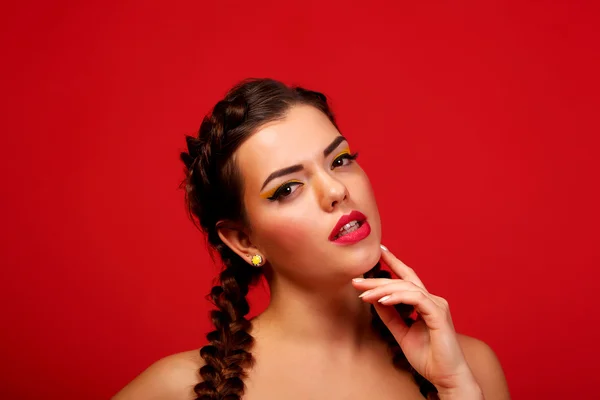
[331,152,359,170]
[267,181,303,201]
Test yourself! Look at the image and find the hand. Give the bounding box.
[352,244,480,394]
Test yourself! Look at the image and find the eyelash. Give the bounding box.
[331,151,359,170]
[267,152,360,202]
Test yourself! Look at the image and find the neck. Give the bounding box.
[253,272,379,352]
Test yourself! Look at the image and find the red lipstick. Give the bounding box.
[329,210,371,245]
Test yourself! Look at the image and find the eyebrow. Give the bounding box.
[260,135,347,191]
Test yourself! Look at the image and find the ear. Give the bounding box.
[216,220,264,267]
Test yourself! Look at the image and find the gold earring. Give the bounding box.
[250,254,263,267]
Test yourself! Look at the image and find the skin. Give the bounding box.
[113,105,511,400]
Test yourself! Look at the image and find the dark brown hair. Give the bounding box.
[180,78,438,399]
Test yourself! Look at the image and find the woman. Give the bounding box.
[114,79,510,400]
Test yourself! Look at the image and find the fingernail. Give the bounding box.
[380,244,388,252]
[359,290,371,298]
[378,295,391,303]
[352,278,364,283]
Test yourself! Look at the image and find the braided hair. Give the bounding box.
[179,78,438,399]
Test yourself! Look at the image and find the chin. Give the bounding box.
[341,243,382,277]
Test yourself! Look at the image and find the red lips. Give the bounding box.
[328,210,367,241]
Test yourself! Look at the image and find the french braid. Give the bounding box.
[193,244,262,400]
[181,95,262,400]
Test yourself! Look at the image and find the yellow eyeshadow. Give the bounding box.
[260,179,303,199]
[332,148,351,160]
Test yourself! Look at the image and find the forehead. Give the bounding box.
[236,105,342,185]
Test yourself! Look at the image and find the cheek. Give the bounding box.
[353,173,382,232]
[349,171,377,209]
[260,215,316,251]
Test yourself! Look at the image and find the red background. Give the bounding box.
[1,1,598,399]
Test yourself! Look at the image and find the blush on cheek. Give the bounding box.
[262,216,315,252]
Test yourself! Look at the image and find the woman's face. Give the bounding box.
[234,105,382,285]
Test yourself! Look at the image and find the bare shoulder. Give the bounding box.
[112,349,204,400]
[456,333,511,400]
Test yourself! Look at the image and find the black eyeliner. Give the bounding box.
[331,152,359,168]
[267,181,303,201]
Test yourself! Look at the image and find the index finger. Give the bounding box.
[380,244,427,291]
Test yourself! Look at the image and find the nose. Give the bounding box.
[315,169,349,212]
